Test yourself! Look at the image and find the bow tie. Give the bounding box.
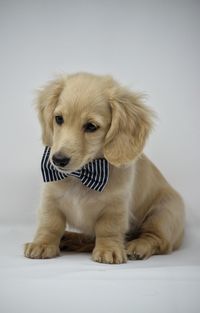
[41,147,109,192]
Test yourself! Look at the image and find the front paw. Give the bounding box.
[92,246,127,264]
[24,242,60,259]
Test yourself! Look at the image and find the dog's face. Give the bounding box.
[50,78,112,173]
[37,73,154,172]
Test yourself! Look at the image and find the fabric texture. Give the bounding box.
[41,146,109,192]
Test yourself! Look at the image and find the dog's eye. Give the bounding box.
[83,122,99,133]
[55,115,64,125]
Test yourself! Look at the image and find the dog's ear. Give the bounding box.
[104,87,154,167]
[36,76,65,146]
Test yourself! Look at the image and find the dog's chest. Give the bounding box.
[57,179,102,234]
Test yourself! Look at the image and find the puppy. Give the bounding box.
[24,72,185,264]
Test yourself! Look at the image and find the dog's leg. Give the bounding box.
[92,205,128,264]
[24,203,66,259]
[126,189,185,260]
[60,231,95,252]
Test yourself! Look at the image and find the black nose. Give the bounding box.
[52,153,71,167]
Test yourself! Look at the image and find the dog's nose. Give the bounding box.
[52,153,71,167]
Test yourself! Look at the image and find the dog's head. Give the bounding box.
[36,72,154,173]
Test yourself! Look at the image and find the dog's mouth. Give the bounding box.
[49,159,75,174]
[54,165,75,175]
[53,162,85,174]
[50,157,95,174]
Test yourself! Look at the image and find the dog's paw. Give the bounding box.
[126,238,154,260]
[24,242,60,259]
[92,246,127,264]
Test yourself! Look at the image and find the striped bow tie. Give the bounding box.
[41,147,109,192]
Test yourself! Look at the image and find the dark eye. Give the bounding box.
[55,115,64,125]
[83,122,99,133]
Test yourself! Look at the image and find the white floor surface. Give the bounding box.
[0,223,199,313]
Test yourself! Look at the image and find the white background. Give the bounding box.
[1,0,200,224]
[0,1,200,312]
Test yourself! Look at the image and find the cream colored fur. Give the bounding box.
[24,73,185,264]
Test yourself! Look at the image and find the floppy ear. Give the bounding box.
[104,87,154,167]
[36,76,65,146]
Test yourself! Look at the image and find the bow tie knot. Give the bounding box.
[41,147,109,192]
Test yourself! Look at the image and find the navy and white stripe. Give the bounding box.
[41,146,109,192]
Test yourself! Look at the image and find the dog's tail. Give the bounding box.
[59,231,95,252]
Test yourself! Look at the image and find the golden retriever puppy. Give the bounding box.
[24,72,185,264]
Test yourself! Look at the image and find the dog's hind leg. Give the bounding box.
[126,189,185,260]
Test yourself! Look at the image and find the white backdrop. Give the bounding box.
[1,2,200,313]
[0,0,199,226]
